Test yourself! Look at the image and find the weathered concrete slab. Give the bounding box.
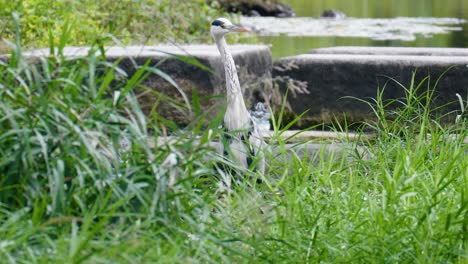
[262,130,375,143]
[273,49,468,127]
[152,136,370,165]
[13,45,272,126]
[310,46,468,56]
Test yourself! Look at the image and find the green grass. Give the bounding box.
[0,0,226,53]
[1,15,467,264]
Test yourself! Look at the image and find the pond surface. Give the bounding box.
[241,0,468,58]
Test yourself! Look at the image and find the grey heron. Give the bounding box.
[210,18,265,174]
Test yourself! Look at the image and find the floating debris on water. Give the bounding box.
[241,16,466,41]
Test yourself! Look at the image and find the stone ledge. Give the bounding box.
[152,136,370,163]
[20,45,269,58]
[286,53,468,66]
[310,46,468,57]
[273,49,468,127]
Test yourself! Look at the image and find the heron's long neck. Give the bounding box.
[215,36,250,130]
[215,36,244,97]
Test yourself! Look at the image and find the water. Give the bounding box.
[240,0,468,58]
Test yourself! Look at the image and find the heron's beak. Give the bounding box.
[231,25,250,33]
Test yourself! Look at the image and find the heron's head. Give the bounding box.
[210,18,249,38]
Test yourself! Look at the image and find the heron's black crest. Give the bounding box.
[211,20,225,27]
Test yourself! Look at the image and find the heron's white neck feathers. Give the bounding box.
[214,36,242,96]
[214,35,251,130]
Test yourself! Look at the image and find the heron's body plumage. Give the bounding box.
[211,18,265,174]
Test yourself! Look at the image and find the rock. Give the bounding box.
[273,47,468,128]
[248,10,262,17]
[210,0,295,17]
[14,45,272,127]
[320,9,346,19]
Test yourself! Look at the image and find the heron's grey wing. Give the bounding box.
[221,122,249,169]
[249,125,266,174]
[221,121,266,173]
[229,139,249,169]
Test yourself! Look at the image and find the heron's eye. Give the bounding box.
[220,24,226,29]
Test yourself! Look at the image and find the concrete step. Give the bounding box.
[11,45,273,126]
[310,46,468,56]
[273,47,468,127]
[150,135,371,165]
